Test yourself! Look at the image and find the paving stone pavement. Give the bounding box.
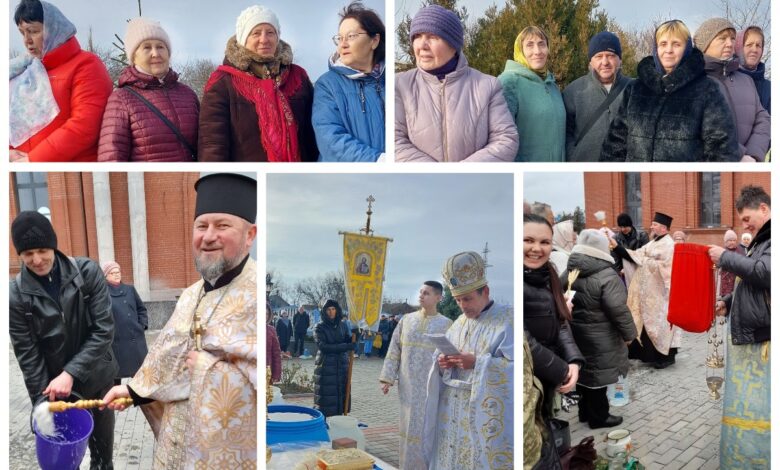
[279,354,401,468]
[9,332,159,470]
[560,331,723,469]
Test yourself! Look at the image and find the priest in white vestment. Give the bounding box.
[103,173,258,469]
[610,211,681,369]
[421,251,513,470]
[379,281,453,469]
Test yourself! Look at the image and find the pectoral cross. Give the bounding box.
[192,313,204,351]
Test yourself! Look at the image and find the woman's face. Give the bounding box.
[326,306,337,319]
[742,31,764,69]
[704,29,736,60]
[246,23,279,57]
[413,33,456,71]
[133,39,170,78]
[106,268,122,284]
[524,222,553,269]
[522,34,548,70]
[656,32,686,73]
[337,18,378,72]
[18,21,44,58]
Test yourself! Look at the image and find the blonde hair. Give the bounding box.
[513,26,549,71]
[655,20,690,44]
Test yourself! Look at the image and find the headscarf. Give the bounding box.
[513,27,549,79]
[652,21,693,75]
[10,1,76,147]
[552,220,575,254]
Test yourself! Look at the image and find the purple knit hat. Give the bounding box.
[409,5,463,51]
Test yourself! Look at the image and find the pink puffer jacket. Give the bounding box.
[98,67,199,162]
[395,52,518,162]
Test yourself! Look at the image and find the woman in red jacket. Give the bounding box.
[98,18,200,162]
[10,0,112,162]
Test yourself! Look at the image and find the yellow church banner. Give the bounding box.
[342,232,391,330]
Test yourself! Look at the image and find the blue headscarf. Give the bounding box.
[652,21,693,75]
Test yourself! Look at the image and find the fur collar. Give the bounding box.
[637,47,705,95]
[224,35,293,79]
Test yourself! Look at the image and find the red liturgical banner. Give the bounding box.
[667,243,715,333]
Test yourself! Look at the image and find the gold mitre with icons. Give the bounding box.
[442,251,487,297]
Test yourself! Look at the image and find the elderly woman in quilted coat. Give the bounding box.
[10,0,112,162]
[395,5,518,162]
[98,18,199,162]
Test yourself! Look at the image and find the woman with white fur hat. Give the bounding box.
[98,18,200,162]
[198,5,318,161]
[562,228,637,429]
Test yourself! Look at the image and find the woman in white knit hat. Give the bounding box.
[198,5,318,162]
[97,18,200,162]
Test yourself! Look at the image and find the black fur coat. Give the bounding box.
[601,48,739,162]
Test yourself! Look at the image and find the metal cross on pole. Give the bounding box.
[360,195,375,236]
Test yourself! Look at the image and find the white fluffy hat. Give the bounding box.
[236,5,280,47]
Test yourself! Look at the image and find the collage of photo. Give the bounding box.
[4,0,773,469]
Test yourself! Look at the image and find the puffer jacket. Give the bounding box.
[721,220,770,345]
[703,55,770,160]
[313,56,385,162]
[563,70,633,162]
[563,251,637,387]
[107,282,148,378]
[198,37,318,162]
[395,51,518,162]
[98,67,199,162]
[497,60,566,162]
[313,301,353,417]
[601,48,739,162]
[9,251,118,404]
[12,37,112,162]
[524,264,584,414]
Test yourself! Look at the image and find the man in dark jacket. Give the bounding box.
[292,306,310,357]
[10,211,118,470]
[611,213,649,273]
[275,310,293,353]
[378,315,390,358]
[708,185,770,466]
[564,31,633,162]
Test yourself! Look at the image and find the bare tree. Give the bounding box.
[716,0,770,76]
[175,58,218,100]
[294,272,348,309]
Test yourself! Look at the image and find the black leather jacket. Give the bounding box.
[10,251,118,404]
[721,220,771,345]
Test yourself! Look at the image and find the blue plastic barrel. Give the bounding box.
[267,405,329,445]
[34,407,94,470]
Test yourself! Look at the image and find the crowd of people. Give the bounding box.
[10,173,258,468]
[523,185,771,468]
[10,0,385,162]
[395,5,770,162]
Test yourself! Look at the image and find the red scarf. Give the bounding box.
[205,65,303,162]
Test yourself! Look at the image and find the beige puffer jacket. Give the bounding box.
[395,52,519,162]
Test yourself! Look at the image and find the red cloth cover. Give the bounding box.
[668,243,715,333]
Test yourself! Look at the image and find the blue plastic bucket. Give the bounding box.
[34,407,94,470]
[267,405,329,445]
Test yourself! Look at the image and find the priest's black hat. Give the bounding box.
[194,173,256,223]
[652,211,673,229]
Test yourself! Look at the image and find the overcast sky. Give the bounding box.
[524,172,584,219]
[267,173,514,306]
[9,0,385,79]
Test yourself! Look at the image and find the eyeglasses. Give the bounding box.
[332,32,369,46]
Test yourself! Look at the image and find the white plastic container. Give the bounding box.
[605,429,632,458]
[326,416,366,450]
[270,386,285,405]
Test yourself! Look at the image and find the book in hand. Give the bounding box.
[423,333,461,356]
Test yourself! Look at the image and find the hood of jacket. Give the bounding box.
[502,58,556,85]
[703,54,740,77]
[118,66,181,89]
[321,299,344,326]
[567,249,615,276]
[327,53,385,81]
[637,47,706,95]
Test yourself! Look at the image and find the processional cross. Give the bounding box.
[360,195,375,236]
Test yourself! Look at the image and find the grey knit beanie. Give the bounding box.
[694,17,735,52]
[409,5,463,51]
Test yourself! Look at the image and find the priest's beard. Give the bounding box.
[194,239,247,284]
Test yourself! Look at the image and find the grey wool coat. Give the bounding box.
[563,70,633,162]
[563,250,637,387]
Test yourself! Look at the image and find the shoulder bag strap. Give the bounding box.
[124,87,196,159]
[573,78,629,147]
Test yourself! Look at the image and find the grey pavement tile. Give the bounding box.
[680,457,707,470]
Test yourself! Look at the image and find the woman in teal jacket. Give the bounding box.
[313,2,385,162]
[498,26,566,162]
